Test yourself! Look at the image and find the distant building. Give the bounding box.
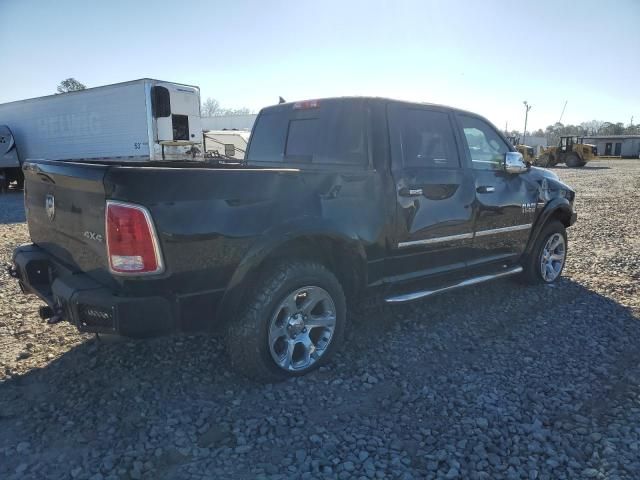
[522,136,547,155]
[582,135,640,158]
[201,114,257,131]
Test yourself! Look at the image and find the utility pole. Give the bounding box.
[522,101,532,146]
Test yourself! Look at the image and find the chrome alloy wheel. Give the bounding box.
[540,233,566,282]
[268,286,336,372]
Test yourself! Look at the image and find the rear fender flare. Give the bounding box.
[216,217,367,322]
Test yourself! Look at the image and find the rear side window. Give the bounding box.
[248,100,367,166]
[391,108,459,168]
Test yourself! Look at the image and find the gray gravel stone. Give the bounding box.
[1,161,640,479]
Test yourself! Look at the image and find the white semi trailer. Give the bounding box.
[0,79,203,190]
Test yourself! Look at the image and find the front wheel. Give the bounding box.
[565,153,585,168]
[226,261,346,382]
[520,221,568,284]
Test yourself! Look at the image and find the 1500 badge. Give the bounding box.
[521,202,537,214]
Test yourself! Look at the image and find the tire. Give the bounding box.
[520,220,567,285]
[535,153,551,167]
[565,153,584,168]
[226,261,346,382]
[15,170,24,190]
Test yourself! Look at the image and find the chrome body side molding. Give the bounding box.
[397,232,473,248]
[398,224,532,248]
[475,224,532,237]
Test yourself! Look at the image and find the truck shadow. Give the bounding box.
[0,191,26,224]
[1,277,638,478]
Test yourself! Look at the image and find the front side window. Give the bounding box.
[459,115,509,170]
[393,108,459,168]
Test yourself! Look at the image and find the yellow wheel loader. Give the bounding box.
[536,136,597,168]
[506,136,536,164]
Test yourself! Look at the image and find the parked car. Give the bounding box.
[10,97,577,381]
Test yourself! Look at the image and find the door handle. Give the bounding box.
[399,187,423,197]
[476,186,495,193]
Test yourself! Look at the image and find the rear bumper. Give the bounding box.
[12,244,177,337]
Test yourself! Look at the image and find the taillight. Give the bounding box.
[293,99,319,110]
[105,201,164,275]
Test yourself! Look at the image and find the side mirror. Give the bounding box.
[504,151,528,174]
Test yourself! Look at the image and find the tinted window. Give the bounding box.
[247,110,288,162]
[286,118,320,160]
[248,100,367,166]
[317,102,366,165]
[459,115,509,170]
[395,109,459,168]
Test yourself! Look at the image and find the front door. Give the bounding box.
[456,114,538,267]
[605,143,612,155]
[614,142,622,156]
[385,105,476,280]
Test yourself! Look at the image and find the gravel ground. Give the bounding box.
[1,159,639,480]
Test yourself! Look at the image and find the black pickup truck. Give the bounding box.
[11,97,577,380]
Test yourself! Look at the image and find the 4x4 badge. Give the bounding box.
[45,194,55,221]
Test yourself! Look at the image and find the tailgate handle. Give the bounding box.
[476,186,495,193]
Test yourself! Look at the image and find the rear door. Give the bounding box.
[23,160,111,282]
[385,104,476,280]
[455,114,537,266]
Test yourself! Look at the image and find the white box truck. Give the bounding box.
[0,78,203,190]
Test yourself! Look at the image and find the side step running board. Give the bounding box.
[384,266,523,304]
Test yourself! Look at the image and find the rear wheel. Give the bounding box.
[565,152,585,167]
[520,220,567,284]
[226,261,346,382]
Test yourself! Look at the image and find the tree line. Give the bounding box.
[201,97,253,117]
[53,80,253,117]
[507,119,639,146]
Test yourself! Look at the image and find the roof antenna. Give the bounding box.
[278,96,286,104]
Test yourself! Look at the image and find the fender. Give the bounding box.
[524,197,574,257]
[215,215,370,321]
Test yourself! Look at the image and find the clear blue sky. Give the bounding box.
[1,0,638,131]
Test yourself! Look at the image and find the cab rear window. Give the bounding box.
[247,100,367,166]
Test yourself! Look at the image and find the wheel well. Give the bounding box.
[549,208,572,228]
[257,236,366,302]
[219,236,367,325]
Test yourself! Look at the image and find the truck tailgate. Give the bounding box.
[24,160,110,281]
